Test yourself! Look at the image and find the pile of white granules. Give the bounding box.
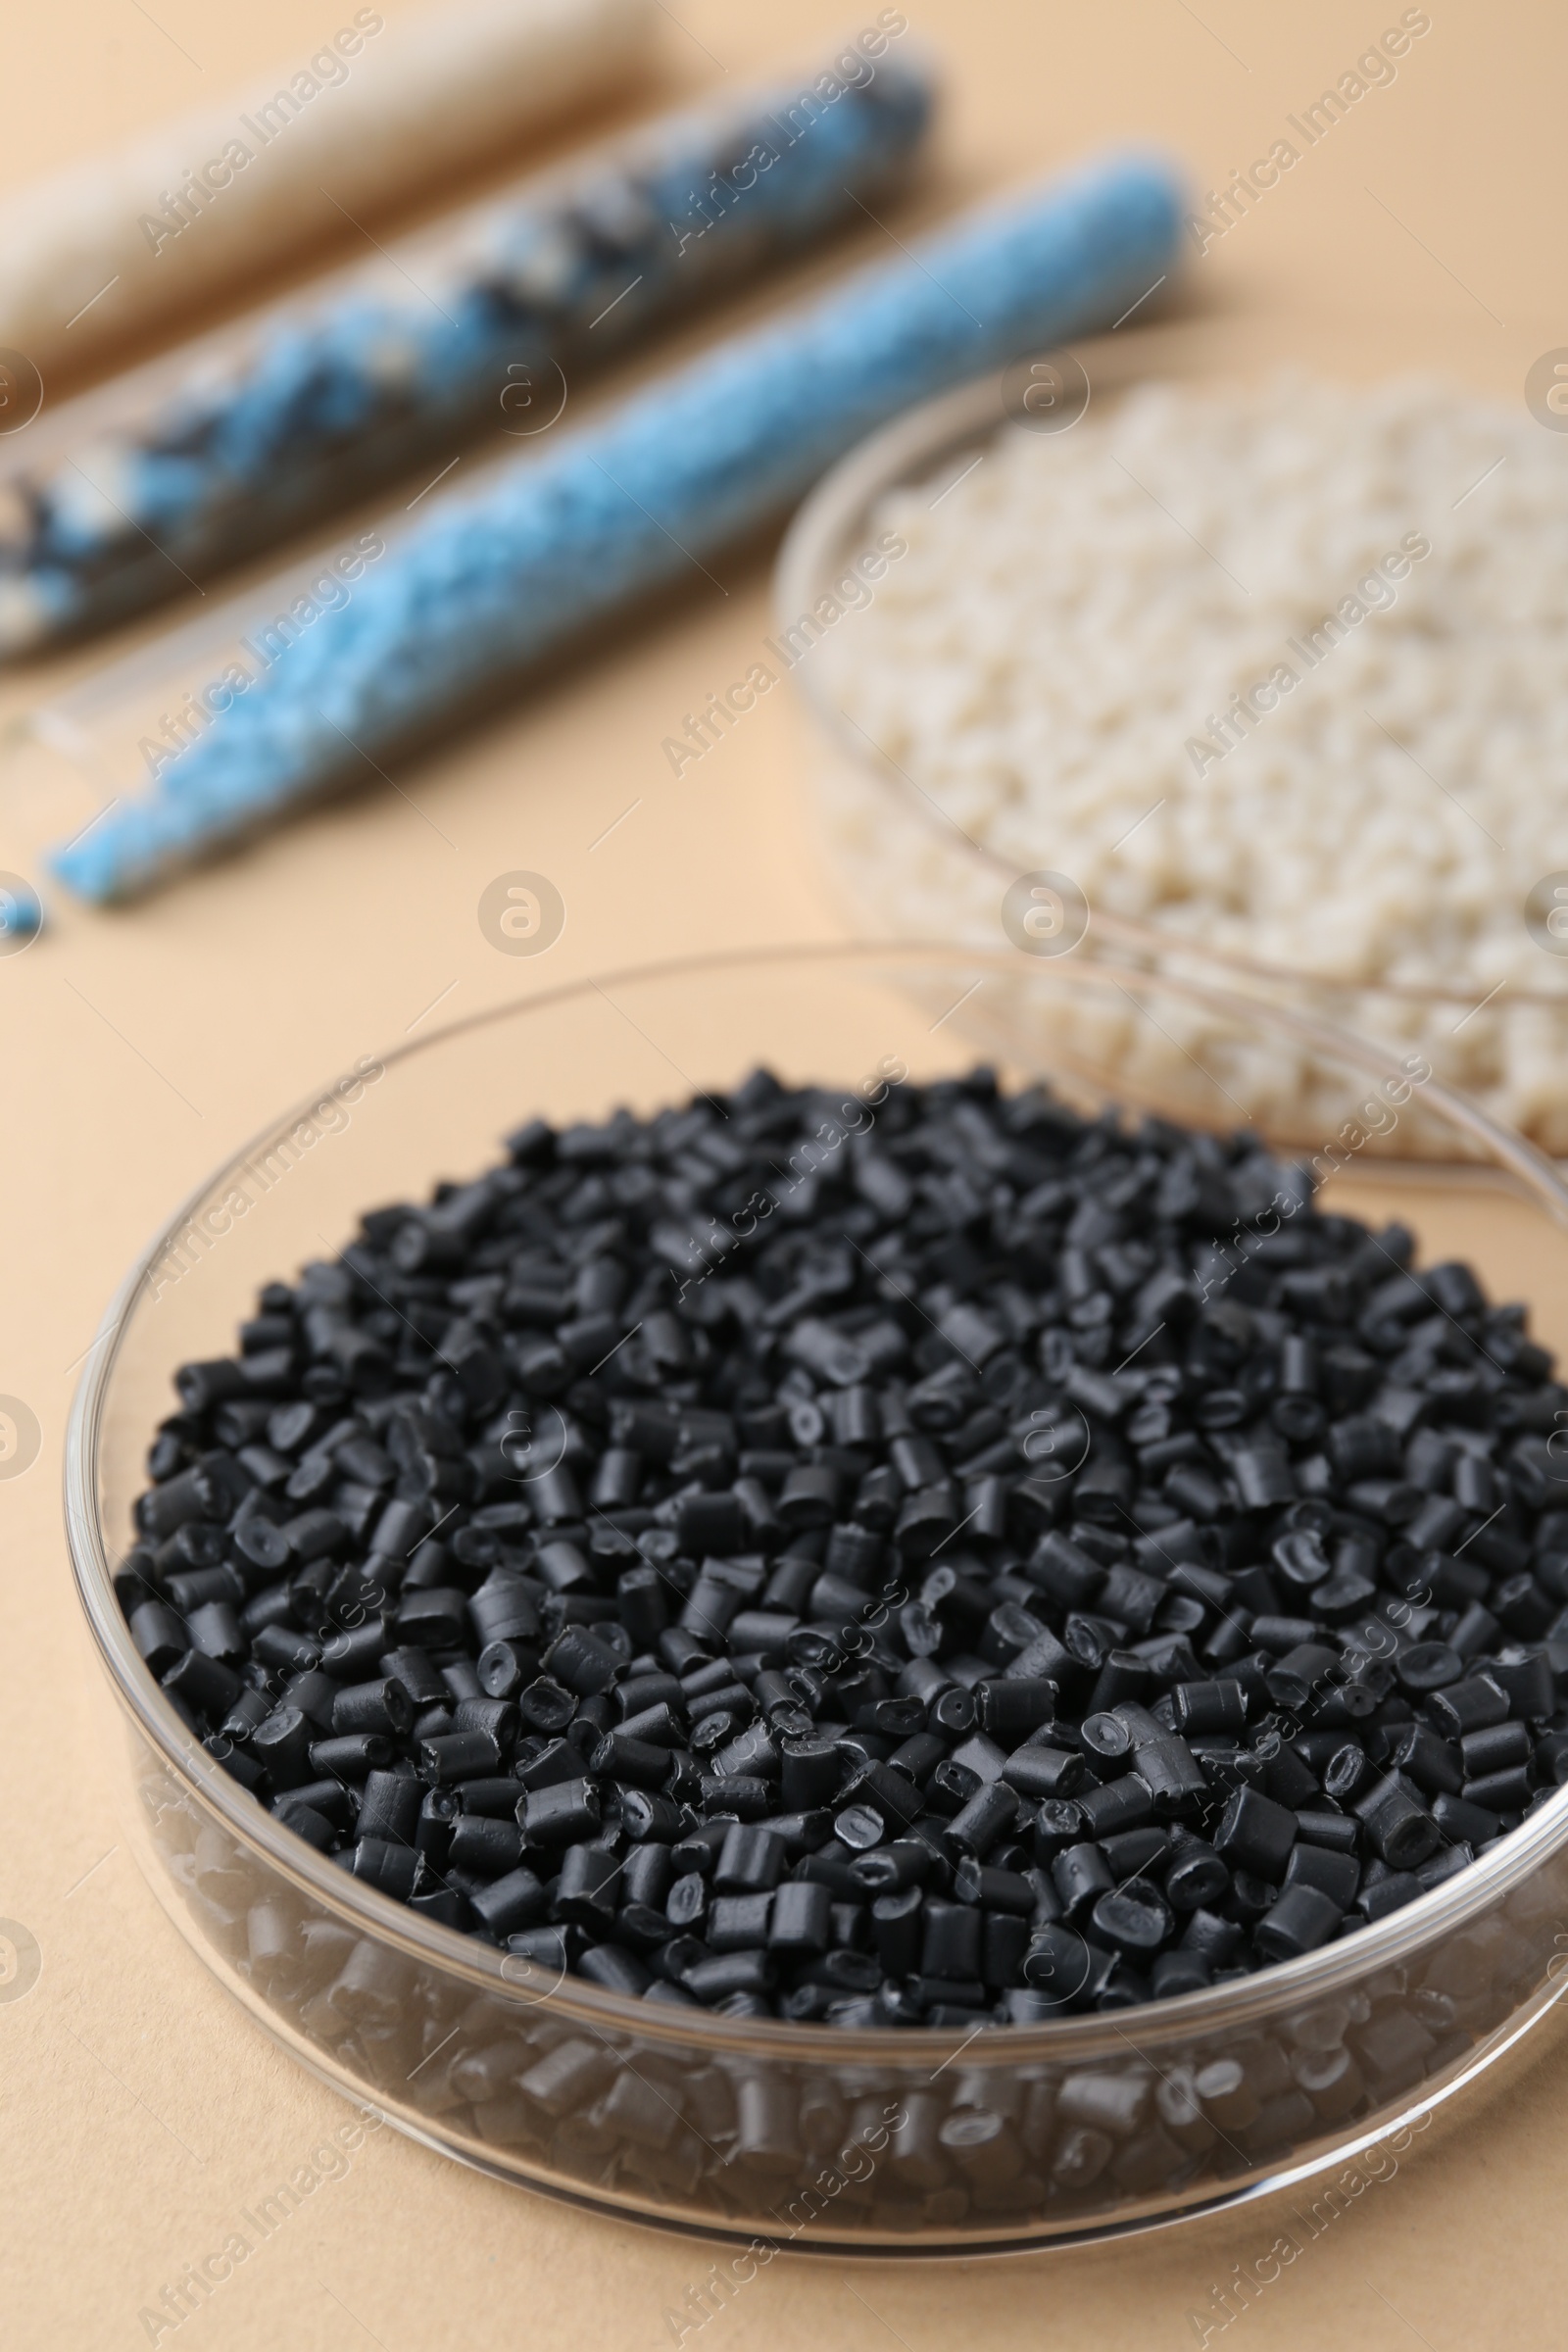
[821,374,1568,1149]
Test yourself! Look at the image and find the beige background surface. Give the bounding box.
[3,0,1568,2344]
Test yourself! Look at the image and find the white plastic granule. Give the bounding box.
[822,374,1568,1148]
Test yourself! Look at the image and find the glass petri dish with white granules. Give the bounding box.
[776,352,1568,1154]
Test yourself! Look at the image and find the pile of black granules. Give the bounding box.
[120,1067,1568,2024]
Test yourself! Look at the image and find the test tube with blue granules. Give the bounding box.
[43,151,1184,904]
[0,46,935,658]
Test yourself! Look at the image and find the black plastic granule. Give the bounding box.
[119,1067,1568,2023]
